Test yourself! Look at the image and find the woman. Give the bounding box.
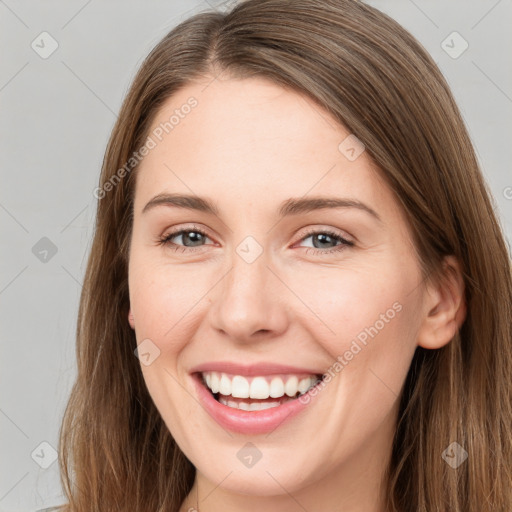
[49,0,512,511]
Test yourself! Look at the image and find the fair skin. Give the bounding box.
[127,75,466,512]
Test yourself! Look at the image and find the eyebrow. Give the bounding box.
[142,193,382,223]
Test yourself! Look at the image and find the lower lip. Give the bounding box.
[191,373,317,435]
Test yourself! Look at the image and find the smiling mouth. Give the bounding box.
[197,371,322,411]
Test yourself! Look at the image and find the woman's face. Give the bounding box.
[127,76,429,506]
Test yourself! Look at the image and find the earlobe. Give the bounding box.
[128,309,135,329]
[417,255,466,350]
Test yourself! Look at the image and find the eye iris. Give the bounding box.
[313,233,336,249]
[183,231,204,246]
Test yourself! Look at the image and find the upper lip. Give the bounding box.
[190,361,323,377]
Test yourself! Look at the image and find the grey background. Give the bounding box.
[1,1,510,510]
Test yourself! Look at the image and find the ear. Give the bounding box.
[128,309,135,329]
[417,255,467,350]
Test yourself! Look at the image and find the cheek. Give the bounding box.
[290,258,419,387]
[128,261,213,352]
[289,261,406,345]
[322,290,419,422]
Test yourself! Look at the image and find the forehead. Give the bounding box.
[133,75,399,224]
[143,75,346,164]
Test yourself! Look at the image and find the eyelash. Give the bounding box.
[157,225,354,255]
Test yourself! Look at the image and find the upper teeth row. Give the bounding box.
[202,371,320,399]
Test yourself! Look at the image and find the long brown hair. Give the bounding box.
[55,1,512,510]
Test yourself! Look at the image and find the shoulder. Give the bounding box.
[35,507,65,512]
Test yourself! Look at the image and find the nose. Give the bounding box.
[208,247,289,343]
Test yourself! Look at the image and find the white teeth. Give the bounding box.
[218,395,282,410]
[284,376,299,397]
[250,377,270,399]
[249,400,281,411]
[210,373,220,393]
[231,376,250,398]
[219,374,231,395]
[201,371,320,400]
[269,377,285,398]
[238,401,250,411]
[298,377,311,393]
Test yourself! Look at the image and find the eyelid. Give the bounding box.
[157,224,212,247]
[294,225,354,245]
[162,223,213,239]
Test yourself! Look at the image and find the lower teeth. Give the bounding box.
[216,393,297,411]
